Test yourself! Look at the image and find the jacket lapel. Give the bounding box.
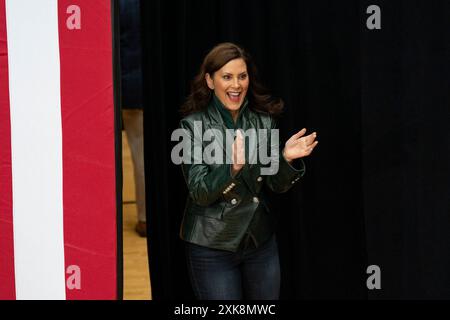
[205,99,263,194]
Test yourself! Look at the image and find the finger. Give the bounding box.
[235,130,246,164]
[236,132,244,150]
[233,145,245,164]
[233,129,241,141]
[306,140,319,152]
[288,128,306,142]
[232,134,239,154]
[306,132,317,146]
[296,132,317,146]
[293,140,318,156]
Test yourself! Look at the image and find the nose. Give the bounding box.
[232,77,240,89]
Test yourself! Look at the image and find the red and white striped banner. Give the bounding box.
[0,0,118,300]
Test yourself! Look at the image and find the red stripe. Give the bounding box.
[58,0,117,299]
[0,0,16,300]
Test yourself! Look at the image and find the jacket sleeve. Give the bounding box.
[180,119,242,207]
[265,116,306,193]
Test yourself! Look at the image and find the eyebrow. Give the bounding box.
[222,71,248,75]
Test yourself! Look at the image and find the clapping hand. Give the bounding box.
[231,130,245,176]
[283,128,318,162]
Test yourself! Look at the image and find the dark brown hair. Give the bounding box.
[180,42,284,117]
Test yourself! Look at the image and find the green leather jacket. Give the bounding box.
[179,95,305,252]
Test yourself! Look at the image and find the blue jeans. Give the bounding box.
[184,235,280,300]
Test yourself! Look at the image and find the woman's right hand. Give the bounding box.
[231,130,245,176]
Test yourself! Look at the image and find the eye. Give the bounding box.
[223,75,231,80]
[239,74,248,80]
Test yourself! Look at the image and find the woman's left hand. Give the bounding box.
[283,128,318,162]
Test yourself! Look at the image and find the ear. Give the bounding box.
[205,73,215,90]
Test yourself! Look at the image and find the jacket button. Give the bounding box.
[253,197,259,203]
[231,198,237,205]
[257,176,263,182]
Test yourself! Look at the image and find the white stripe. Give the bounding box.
[6,0,66,300]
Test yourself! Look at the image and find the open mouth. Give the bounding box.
[227,92,241,103]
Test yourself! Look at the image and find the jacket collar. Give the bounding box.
[207,93,249,129]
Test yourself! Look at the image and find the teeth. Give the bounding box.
[228,93,240,97]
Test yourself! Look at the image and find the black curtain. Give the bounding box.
[141,0,450,299]
[361,0,450,299]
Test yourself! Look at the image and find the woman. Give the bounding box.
[178,42,318,300]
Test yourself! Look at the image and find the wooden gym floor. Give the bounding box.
[122,131,152,300]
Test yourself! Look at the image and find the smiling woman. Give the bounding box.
[177,42,318,300]
[205,58,249,120]
[180,42,284,118]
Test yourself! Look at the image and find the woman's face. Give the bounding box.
[206,58,249,114]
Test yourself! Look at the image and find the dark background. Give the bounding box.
[139,0,450,299]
